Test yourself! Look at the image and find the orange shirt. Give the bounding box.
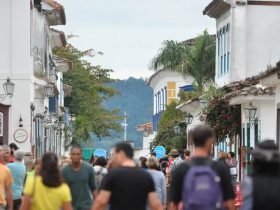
[0,164,13,205]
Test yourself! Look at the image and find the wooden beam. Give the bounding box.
[248,1,280,6]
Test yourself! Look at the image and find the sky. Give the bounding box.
[57,0,215,79]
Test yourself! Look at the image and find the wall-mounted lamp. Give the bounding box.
[44,83,54,98]
[0,78,15,102]
[185,113,194,125]
[244,102,257,127]
[19,115,23,127]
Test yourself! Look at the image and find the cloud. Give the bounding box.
[58,0,215,79]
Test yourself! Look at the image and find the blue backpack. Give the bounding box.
[182,161,225,210]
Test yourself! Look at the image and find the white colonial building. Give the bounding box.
[148,70,193,131]
[204,0,280,177]
[204,0,280,87]
[0,0,71,157]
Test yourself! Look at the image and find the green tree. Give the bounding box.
[150,30,215,92]
[151,102,187,152]
[54,39,123,142]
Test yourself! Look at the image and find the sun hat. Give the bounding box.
[169,149,179,157]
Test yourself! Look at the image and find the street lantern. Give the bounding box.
[44,83,54,98]
[199,99,208,109]
[244,102,257,122]
[3,77,15,96]
[185,113,194,125]
[173,125,181,134]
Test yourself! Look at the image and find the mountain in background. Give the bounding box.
[91,77,153,151]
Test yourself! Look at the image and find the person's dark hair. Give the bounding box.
[184,149,191,157]
[95,157,107,167]
[228,152,235,158]
[191,125,214,147]
[114,142,134,159]
[252,140,280,176]
[70,144,83,153]
[139,156,148,168]
[40,153,62,187]
[9,143,19,156]
[151,152,156,157]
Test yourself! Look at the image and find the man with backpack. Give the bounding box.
[170,125,235,210]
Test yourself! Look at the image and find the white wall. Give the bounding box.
[241,100,276,147]
[215,3,280,87]
[0,0,33,151]
[246,6,280,77]
[150,71,193,114]
[258,100,276,140]
[134,134,154,159]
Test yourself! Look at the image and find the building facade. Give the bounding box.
[204,0,280,87]
[0,0,70,157]
[204,0,280,178]
[148,70,193,131]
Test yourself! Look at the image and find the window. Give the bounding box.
[217,23,231,77]
[224,53,227,74]
[0,113,3,137]
[221,56,223,75]
[227,52,230,72]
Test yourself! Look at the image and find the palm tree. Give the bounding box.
[150,30,215,93]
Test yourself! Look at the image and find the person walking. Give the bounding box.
[241,140,280,210]
[93,157,108,190]
[146,156,166,208]
[1,145,11,165]
[20,152,72,210]
[183,149,191,161]
[218,151,230,169]
[170,125,235,210]
[226,152,238,185]
[8,143,19,163]
[62,145,96,210]
[7,151,26,210]
[0,146,13,210]
[92,142,163,210]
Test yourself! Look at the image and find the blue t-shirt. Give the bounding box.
[7,162,26,199]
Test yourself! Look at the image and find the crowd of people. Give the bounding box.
[0,124,280,210]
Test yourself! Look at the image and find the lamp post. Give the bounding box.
[0,78,15,102]
[244,102,257,127]
[185,113,194,149]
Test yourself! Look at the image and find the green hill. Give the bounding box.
[91,77,153,151]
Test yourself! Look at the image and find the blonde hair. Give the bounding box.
[146,156,159,169]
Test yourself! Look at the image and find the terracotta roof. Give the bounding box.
[222,86,275,101]
[221,61,280,101]
[225,61,280,90]
[180,35,216,46]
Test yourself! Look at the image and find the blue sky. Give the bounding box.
[57,0,215,79]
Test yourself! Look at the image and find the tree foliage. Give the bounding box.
[150,30,215,92]
[54,39,123,142]
[151,102,187,152]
